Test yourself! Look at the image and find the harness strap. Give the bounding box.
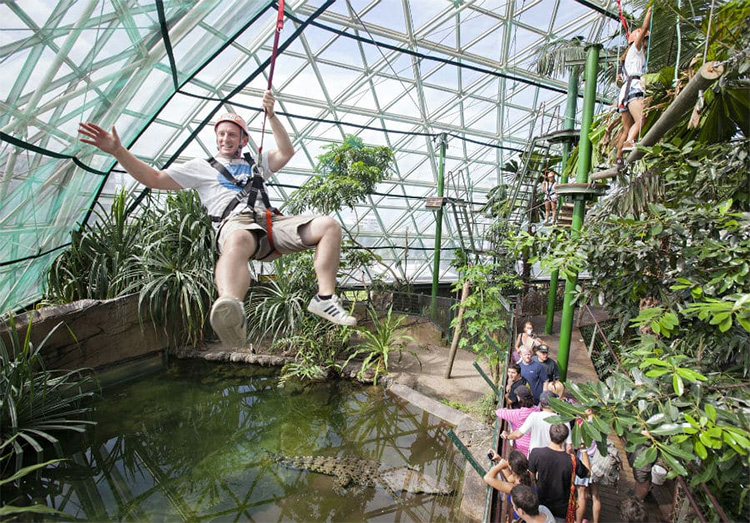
[619,75,642,109]
[207,153,257,222]
[265,208,276,253]
[206,155,283,258]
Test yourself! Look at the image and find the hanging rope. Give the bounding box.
[257,0,286,161]
[616,0,630,39]
[645,10,654,73]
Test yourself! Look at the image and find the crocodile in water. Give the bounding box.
[275,454,454,497]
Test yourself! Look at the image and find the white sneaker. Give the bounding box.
[307,295,357,326]
[210,297,247,347]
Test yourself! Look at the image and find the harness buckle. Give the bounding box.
[252,152,266,178]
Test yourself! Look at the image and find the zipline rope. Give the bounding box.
[616,0,630,39]
[257,0,285,160]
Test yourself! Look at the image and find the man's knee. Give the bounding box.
[221,229,257,256]
[318,216,342,237]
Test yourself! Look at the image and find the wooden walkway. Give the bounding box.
[514,311,672,522]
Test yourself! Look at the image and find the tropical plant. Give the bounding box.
[285,134,394,215]
[449,260,519,382]
[345,307,420,385]
[246,253,318,344]
[0,316,97,478]
[45,188,146,302]
[45,189,218,348]
[121,190,217,348]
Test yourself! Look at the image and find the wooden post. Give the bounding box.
[445,279,471,378]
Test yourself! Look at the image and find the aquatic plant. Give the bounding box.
[0,316,96,477]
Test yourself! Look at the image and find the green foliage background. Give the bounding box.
[502,2,750,517]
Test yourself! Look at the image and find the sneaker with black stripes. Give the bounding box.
[307,295,357,326]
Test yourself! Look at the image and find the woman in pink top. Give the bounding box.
[495,387,540,456]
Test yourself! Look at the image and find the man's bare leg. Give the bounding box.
[299,216,342,296]
[300,217,356,326]
[210,230,257,347]
[215,230,257,299]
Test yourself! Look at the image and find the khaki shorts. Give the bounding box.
[217,211,317,261]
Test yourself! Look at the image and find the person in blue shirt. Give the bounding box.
[533,344,564,395]
[518,346,546,404]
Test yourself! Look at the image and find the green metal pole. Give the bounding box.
[557,46,600,381]
[431,134,448,320]
[545,65,581,335]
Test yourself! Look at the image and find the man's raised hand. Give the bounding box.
[78,122,122,155]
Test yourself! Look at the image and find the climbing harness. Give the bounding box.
[211,0,286,257]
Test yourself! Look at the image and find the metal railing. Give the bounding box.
[364,290,459,336]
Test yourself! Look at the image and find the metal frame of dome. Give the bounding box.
[0,0,622,311]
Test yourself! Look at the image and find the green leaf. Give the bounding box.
[646,412,666,425]
[650,423,687,436]
[0,505,68,517]
[633,445,658,468]
[660,450,689,476]
[673,374,684,396]
[704,403,717,423]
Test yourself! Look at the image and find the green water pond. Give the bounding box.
[20,359,465,521]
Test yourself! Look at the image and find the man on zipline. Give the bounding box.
[615,5,652,170]
[78,90,357,349]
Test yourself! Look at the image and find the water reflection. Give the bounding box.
[21,360,464,521]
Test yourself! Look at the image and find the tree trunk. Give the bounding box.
[445,280,471,378]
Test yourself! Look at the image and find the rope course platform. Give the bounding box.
[554,182,609,199]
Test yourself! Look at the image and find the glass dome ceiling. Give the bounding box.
[0,0,624,311]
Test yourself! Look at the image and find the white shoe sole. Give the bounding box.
[210,297,247,347]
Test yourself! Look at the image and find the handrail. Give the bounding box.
[583,304,622,368]
[491,296,518,523]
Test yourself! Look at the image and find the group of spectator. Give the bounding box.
[510,321,562,406]
[485,320,649,523]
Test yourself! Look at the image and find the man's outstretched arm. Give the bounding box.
[78,122,182,190]
[260,91,294,173]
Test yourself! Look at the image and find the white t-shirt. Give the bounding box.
[517,410,572,453]
[623,43,646,91]
[539,504,557,523]
[164,154,274,224]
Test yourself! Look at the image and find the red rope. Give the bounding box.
[258,0,285,158]
[617,0,630,39]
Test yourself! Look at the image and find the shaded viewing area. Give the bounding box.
[1,1,748,522]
